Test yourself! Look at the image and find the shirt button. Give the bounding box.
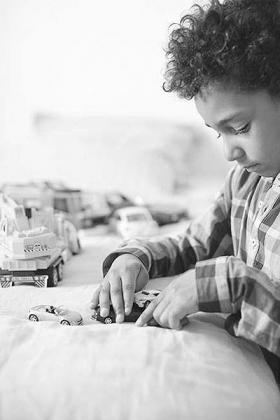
[258,201,263,208]
[251,239,258,248]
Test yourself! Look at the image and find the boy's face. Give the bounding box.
[195,87,280,178]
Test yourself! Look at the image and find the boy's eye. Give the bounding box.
[234,123,250,135]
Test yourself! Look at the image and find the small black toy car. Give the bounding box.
[91,289,161,325]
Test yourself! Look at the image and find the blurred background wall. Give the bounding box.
[0,0,231,204]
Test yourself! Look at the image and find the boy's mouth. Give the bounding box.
[238,162,259,170]
[244,164,258,170]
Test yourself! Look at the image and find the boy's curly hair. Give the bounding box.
[163,0,280,99]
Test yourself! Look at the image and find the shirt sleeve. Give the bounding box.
[196,255,280,357]
[103,167,235,278]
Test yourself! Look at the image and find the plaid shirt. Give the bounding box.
[103,164,280,360]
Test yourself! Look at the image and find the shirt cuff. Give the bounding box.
[195,256,232,313]
[102,245,151,277]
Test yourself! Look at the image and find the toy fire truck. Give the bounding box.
[0,194,66,287]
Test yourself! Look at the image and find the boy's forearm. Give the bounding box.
[102,213,233,280]
[227,256,280,356]
[195,257,233,313]
[102,236,198,278]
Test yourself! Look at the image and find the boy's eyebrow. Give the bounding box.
[205,112,248,128]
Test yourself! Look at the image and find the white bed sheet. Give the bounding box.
[0,234,280,420]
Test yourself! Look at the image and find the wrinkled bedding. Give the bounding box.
[0,235,280,420]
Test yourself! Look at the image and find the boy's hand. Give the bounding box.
[136,269,198,329]
[90,254,149,323]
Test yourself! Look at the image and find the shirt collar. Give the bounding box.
[272,173,280,188]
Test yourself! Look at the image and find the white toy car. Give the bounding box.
[28,304,83,325]
[109,206,158,239]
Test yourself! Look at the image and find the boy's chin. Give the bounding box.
[249,166,278,178]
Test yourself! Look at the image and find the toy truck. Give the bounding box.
[2,181,92,230]
[0,194,65,288]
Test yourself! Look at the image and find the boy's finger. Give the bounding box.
[122,273,136,315]
[99,283,111,317]
[110,277,125,323]
[136,299,158,327]
[90,284,101,308]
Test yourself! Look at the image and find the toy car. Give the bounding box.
[134,289,160,308]
[28,304,83,325]
[105,191,136,214]
[91,289,161,325]
[80,191,112,227]
[109,206,158,239]
[145,203,190,226]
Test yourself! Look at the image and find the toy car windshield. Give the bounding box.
[46,306,56,314]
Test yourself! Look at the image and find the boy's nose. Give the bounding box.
[223,141,245,162]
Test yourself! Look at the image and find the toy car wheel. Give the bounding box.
[104,317,113,324]
[60,320,70,325]
[47,266,59,287]
[57,263,64,281]
[29,314,39,322]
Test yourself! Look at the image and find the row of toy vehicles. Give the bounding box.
[2,181,87,230]
[1,182,190,240]
[0,194,80,288]
[1,181,114,230]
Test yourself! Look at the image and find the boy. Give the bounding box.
[91,0,280,381]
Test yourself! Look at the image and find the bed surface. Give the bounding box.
[1,232,280,420]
